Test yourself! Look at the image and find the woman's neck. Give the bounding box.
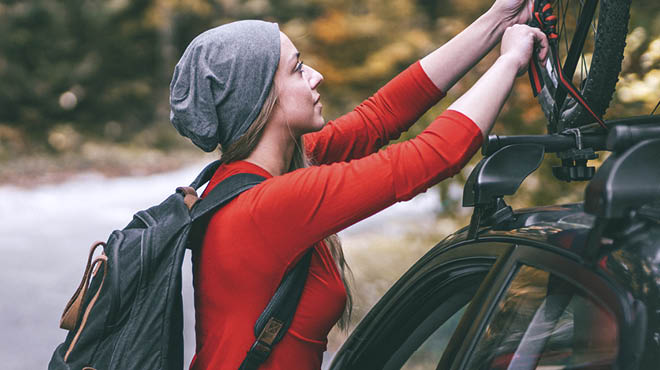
[244,125,297,177]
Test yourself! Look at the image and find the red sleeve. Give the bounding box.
[303,61,446,164]
[240,110,482,268]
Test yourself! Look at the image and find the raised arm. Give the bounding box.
[304,62,444,164]
[305,0,535,164]
[420,0,533,92]
[449,24,549,138]
[240,24,548,270]
[245,110,482,269]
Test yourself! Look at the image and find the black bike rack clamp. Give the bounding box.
[463,144,546,239]
[583,138,660,260]
[552,128,599,182]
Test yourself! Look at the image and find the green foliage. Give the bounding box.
[0,0,160,144]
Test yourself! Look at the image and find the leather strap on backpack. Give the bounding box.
[60,162,228,335]
[60,241,109,362]
[60,241,107,331]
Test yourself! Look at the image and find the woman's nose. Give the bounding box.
[306,65,324,90]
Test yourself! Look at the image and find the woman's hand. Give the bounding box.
[491,0,534,26]
[500,24,549,76]
[448,24,548,137]
[419,0,539,94]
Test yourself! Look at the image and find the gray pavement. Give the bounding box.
[0,165,202,369]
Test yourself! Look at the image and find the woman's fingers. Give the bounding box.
[530,27,550,64]
[501,24,549,76]
[492,0,536,26]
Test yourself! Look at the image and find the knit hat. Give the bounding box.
[169,20,280,152]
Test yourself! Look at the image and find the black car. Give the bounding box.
[330,119,660,369]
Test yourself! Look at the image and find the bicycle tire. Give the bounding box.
[538,0,631,133]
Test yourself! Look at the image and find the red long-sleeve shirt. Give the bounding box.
[192,61,483,369]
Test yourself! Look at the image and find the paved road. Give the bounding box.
[0,162,440,369]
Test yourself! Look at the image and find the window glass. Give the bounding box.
[379,271,487,370]
[466,265,618,370]
[401,304,468,369]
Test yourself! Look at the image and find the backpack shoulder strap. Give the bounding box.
[239,251,313,370]
[191,172,266,222]
[188,164,311,369]
[189,160,222,190]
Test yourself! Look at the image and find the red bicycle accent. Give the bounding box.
[552,50,607,129]
[527,0,608,130]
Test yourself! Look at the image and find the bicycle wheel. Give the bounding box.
[537,0,631,133]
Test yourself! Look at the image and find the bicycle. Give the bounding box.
[529,0,632,134]
[516,0,660,183]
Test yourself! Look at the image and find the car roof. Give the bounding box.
[444,202,660,256]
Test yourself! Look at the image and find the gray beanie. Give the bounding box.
[169,20,280,152]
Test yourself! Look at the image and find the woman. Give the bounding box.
[169,0,548,368]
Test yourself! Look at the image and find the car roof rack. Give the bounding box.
[483,117,660,182]
[583,138,660,260]
[463,144,545,238]
[463,119,660,243]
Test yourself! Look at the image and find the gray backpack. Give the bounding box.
[49,161,281,370]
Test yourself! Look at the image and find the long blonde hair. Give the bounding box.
[220,84,354,330]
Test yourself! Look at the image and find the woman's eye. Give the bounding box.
[295,61,304,73]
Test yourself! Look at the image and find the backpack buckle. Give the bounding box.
[243,317,283,365]
[256,317,284,345]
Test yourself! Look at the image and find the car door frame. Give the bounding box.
[441,236,642,370]
[330,233,643,370]
[329,240,514,369]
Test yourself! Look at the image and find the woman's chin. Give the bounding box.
[296,117,325,136]
[314,116,326,131]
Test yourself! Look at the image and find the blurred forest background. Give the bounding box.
[1,0,659,202]
[1,0,659,362]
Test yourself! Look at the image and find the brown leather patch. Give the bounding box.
[64,253,108,362]
[60,241,106,331]
[177,186,200,210]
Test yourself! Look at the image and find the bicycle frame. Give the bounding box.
[552,0,599,112]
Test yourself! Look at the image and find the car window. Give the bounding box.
[401,304,468,369]
[466,265,619,370]
[330,245,510,370]
[381,273,485,370]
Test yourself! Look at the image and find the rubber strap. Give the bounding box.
[528,53,545,97]
[527,0,555,97]
[527,0,607,130]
